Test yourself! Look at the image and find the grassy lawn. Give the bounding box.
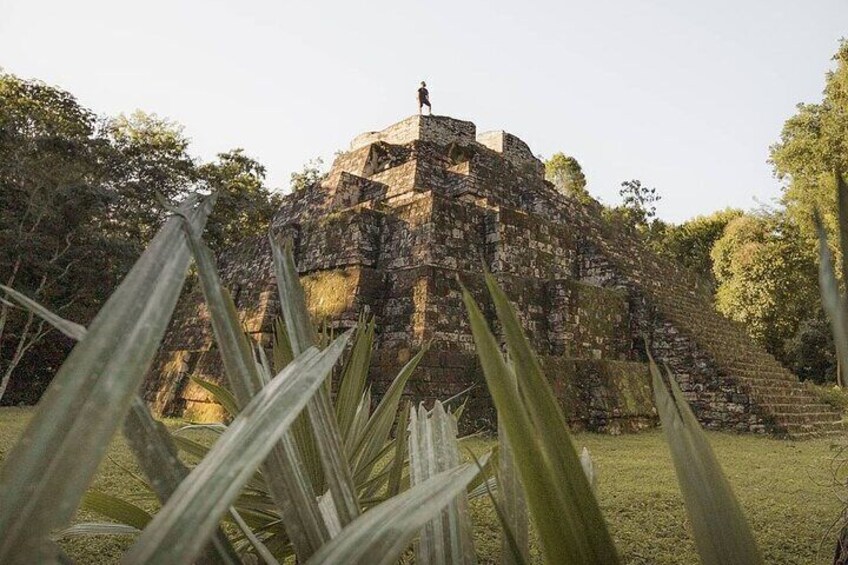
[1,406,844,564]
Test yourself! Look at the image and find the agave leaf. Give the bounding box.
[80,491,153,530]
[350,345,428,484]
[275,318,323,495]
[192,377,240,418]
[272,317,295,373]
[386,401,411,498]
[53,523,141,540]
[409,402,477,565]
[271,237,360,528]
[124,395,241,564]
[0,279,239,563]
[229,507,281,565]
[0,195,213,564]
[836,172,848,288]
[815,210,848,387]
[304,462,482,565]
[650,358,763,565]
[346,386,373,455]
[171,434,212,460]
[462,279,619,564]
[186,223,331,557]
[336,318,376,443]
[0,284,87,341]
[123,332,350,564]
[498,385,528,565]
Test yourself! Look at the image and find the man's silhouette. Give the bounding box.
[418,81,431,115]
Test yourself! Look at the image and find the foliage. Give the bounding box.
[102,111,201,245]
[0,73,130,402]
[650,208,743,283]
[604,180,665,244]
[544,153,591,203]
[711,211,820,358]
[783,317,837,383]
[617,179,661,226]
[200,149,283,254]
[290,157,327,192]
[805,381,848,413]
[0,73,281,403]
[771,39,848,251]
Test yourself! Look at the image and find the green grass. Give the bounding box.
[1,407,843,564]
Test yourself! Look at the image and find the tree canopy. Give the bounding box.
[0,72,282,403]
[544,153,591,203]
[771,39,848,249]
[711,212,819,359]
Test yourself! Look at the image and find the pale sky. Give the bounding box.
[1,0,846,223]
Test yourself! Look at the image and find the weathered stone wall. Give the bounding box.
[477,130,545,177]
[146,115,843,438]
[350,115,476,151]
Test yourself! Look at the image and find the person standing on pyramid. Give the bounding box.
[418,81,431,115]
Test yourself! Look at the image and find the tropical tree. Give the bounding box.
[290,157,326,192]
[652,208,743,284]
[200,149,282,253]
[0,73,128,402]
[0,74,283,403]
[771,39,848,250]
[711,211,819,358]
[545,153,591,203]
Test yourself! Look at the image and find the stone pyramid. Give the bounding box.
[144,115,843,437]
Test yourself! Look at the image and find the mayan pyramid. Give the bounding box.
[144,115,843,438]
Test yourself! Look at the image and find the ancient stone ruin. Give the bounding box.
[144,115,843,438]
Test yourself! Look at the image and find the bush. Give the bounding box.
[783,317,837,384]
[806,382,848,414]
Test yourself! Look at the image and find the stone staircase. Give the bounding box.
[660,294,843,438]
[518,185,844,437]
[581,205,844,438]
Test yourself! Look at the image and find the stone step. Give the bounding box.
[761,402,838,415]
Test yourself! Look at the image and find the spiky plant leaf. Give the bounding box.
[386,401,411,498]
[650,357,763,565]
[350,345,428,484]
[409,402,477,565]
[498,418,529,565]
[336,317,375,443]
[187,223,330,557]
[191,377,240,418]
[0,195,213,564]
[229,507,280,565]
[124,396,241,564]
[816,210,848,387]
[304,463,482,565]
[0,284,87,340]
[271,237,360,528]
[81,491,153,530]
[123,332,350,564]
[462,278,619,564]
[54,523,141,540]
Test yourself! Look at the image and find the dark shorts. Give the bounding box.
[419,97,431,106]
